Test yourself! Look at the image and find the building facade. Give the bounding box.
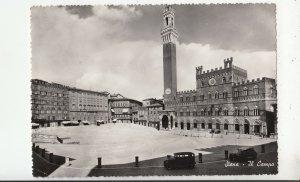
[68,88,110,124]
[159,6,277,136]
[142,98,164,128]
[109,94,143,123]
[31,79,110,127]
[31,79,69,127]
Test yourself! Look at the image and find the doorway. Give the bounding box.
[162,115,169,129]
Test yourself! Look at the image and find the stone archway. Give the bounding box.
[244,119,250,134]
[162,115,169,129]
[180,122,184,130]
[187,122,191,130]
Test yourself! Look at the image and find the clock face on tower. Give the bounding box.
[208,78,216,86]
[165,88,171,95]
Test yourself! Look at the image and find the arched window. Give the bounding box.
[186,97,190,102]
[234,107,239,116]
[193,95,196,101]
[215,108,220,116]
[186,111,190,116]
[222,77,226,84]
[208,92,212,99]
[223,108,229,116]
[200,94,204,101]
[215,91,219,99]
[180,111,183,116]
[234,88,239,97]
[200,109,204,116]
[223,90,228,99]
[180,97,183,102]
[253,85,259,95]
[254,106,260,116]
[244,106,249,116]
[193,110,197,116]
[243,87,248,96]
[208,108,212,116]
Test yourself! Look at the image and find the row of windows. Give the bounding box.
[175,122,259,132]
[113,114,131,118]
[180,91,229,102]
[233,86,260,97]
[113,103,128,107]
[32,106,68,111]
[78,104,107,107]
[32,100,67,106]
[77,105,107,110]
[33,91,67,97]
[71,112,107,116]
[176,107,260,117]
[179,86,265,102]
[149,110,159,115]
[33,110,68,114]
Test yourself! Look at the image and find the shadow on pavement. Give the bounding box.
[32,148,76,177]
[87,141,277,177]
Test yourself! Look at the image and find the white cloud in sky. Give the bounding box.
[177,43,276,91]
[31,6,276,101]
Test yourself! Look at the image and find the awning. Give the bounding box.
[31,123,39,127]
[62,121,71,124]
[112,118,118,122]
[71,121,79,124]
[111,109,115,112]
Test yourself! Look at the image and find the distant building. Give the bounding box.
[68,88,110,124]
[159,6,277,136]
[141,98,164,129]
[31,79,110,127]
[31,79,69,127]
[109,94,143,123]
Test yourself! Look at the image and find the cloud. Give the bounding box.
[31,6,276,101]
[176,43,276,91]
[92,6,142,22]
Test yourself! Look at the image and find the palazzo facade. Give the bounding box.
[160,6,277,136]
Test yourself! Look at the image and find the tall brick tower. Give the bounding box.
[161,5,178,99]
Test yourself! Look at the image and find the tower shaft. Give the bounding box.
[161,5,178,97]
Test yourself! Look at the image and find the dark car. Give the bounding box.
[209,129,215,134]
[229,147,257,162]
[214,129,221,134]
[163,152,196,170]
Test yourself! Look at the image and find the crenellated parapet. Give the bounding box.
[195,66,203,75]
[224,57,233,68]
[232,77,275,86]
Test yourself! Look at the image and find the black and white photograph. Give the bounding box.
[29,4,279,177]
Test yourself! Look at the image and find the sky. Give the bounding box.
[31,4,276,101]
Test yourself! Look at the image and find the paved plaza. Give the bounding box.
[32,123,277,177]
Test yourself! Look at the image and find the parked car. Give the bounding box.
[214,129,221,134]
[97,120,105,126]
[82,120,90,125]
[209,129,215,134]
[163,152,196,170]
[229,147,257,162]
